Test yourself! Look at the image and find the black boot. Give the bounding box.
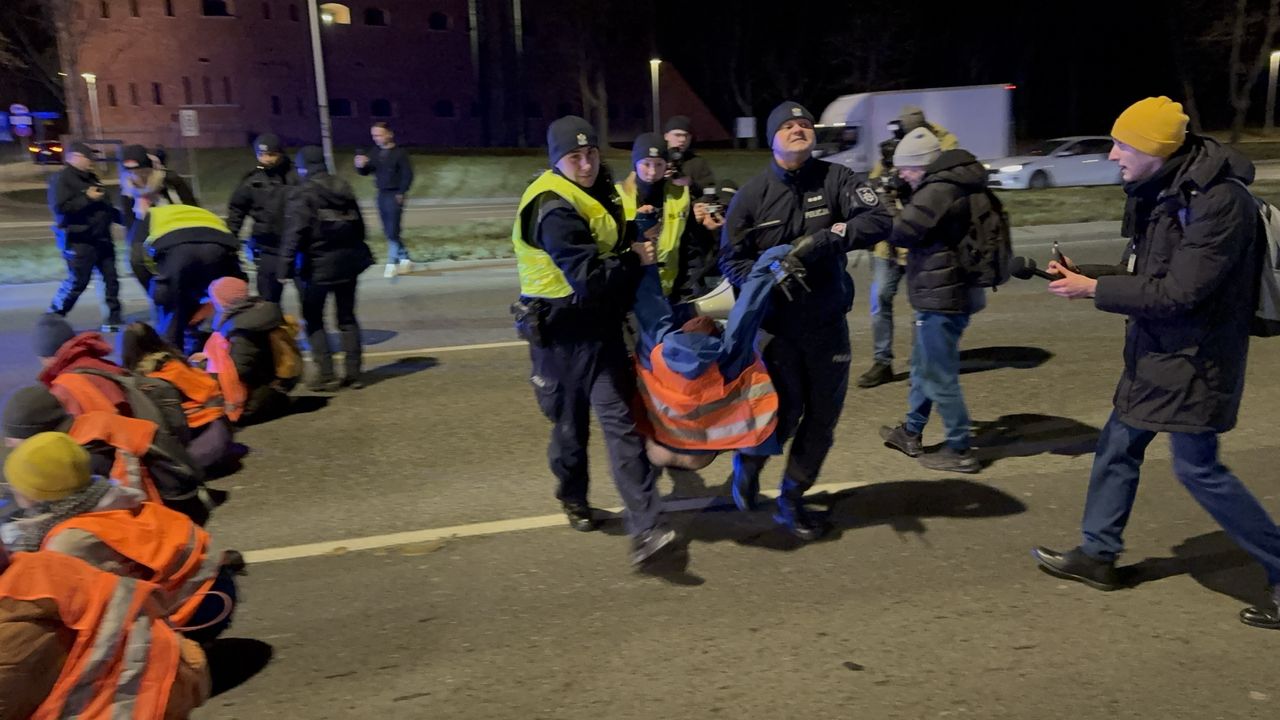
[1240,586,1280,630]
[856,361,893,388]
[339,323,363,388]
[1032,546,1125,591]
[773,478,827,542]
[307,329,336,391]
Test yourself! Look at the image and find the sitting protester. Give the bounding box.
[1,432,240,643]
[120,321,240,472]
[631,244,789,479]
[34,313,131,416]
[0,550,212,719]
[202,276,300,424]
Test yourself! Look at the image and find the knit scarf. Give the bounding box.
[5,478,113,552]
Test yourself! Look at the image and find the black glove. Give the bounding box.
[788,233,825,262]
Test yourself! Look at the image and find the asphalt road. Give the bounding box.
[0,230,1277,719]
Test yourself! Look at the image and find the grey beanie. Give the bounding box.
[3,385,72,440]
[893,128,942,168]
[33,314,76,359]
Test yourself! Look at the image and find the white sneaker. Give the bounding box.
[398,258,414,275]
[384,263,397,279]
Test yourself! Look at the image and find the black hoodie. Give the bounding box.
[889,149,989,313]
[280,168,373,284]
[226,156,300,249]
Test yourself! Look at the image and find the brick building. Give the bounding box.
[72,0,727,149]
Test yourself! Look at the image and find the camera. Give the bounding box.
[698,188,724,220]
[667,148,685,179]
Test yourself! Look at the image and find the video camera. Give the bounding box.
[667,148,685,180]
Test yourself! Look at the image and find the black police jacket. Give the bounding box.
[280,172,374,285]
[719,157,892,336]
[48,166,120,244]
[226,157,300,250]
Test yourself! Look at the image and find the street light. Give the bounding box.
[306,1,336,172]
[649,58,661,134]
[81,72,102,140]
[1268,50,1280,133]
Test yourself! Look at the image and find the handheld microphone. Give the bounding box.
[1010,256,1059,280]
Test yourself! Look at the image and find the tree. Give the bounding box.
[1226,0,1280,141]
[0,0,89,137]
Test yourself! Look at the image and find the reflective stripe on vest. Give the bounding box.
[512,170,620,298]
[0,551,180,720]
[634,344,779,450]
[616,175,689,296]
[67,412,165,503]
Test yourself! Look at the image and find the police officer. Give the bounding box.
[281,146,374,391]
[226,134,299,303]
[513,115,674,567]
[137,204,246,353]
[719,101,892,540]
[47,142,124,333]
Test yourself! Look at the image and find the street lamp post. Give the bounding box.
[82,73,102,139]
[649,58,661,134]
[1268,50,1280,134]
[306,0,336,172]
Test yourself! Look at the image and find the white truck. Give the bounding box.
[813,84,1014,177]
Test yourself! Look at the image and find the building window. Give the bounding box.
[107,84,118,107]
[202,0,232,16]
[319,3,351,23]
[100,1,110,18]
[129,0,139,17]
[262,1,271,19]
[271,95,282,115]
[223,76,232,104]
[289,3,298,21]
[370,98,393,117]
[523,101,540,119]
[428,12,448,30]
[152,82,163,105]
[296,96,304,115]
[165,0,174,15]
[364,7,387,26]
[182,77,193,104]
[330,98,353,117]
[129,83,139,106]
[202,76,213,105]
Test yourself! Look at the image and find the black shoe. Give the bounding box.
[919,446,980,474]
[1032,546,1125,591]
[856,362,894,389]
[773,496,827,542]
[730,467,760,512]
[222,549,248,575]
[307,378,339,393]
[562,501,599,532]
[880,424,923,458]
[1240,586,1280,630]
[630,526,678,567]
[341,376,366,390]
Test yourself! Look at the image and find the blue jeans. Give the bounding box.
[904,311,971,451]
[870,256,905,364]
[377,191,408,262]
[1080,411,1280,584]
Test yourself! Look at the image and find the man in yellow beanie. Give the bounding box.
[1032,96,1280,631]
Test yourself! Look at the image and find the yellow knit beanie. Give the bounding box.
[3,432,91,502]
[1111,97,1189,158]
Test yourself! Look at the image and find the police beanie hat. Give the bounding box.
[632,133,669,166]
[894,128,943,168]
[253,133,283,154]
[119,144,153,169]
[766,101,815,141]
[663,115,693,134]
[546,116,598,167]
[296,145,327,174]
[3,385,71,441]
[33,313,76,359]
[1111,96,1189,159]
[67,141,94,158]
[899,106,927,132]
[3,432,91,503]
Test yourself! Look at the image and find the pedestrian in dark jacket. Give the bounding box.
[878,129,988,474]
[718,100,892,540]
[282,146,374,391]
[118,144,198,293]
[355,122,415,276]
[226,134,299,303]
[1031,96,1280,631]
[47,142,123,332]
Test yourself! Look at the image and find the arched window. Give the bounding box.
[428,12,448,30]
[318,2,350,24]
[363,7,388,26]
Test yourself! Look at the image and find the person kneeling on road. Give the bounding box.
[202,277,301,426]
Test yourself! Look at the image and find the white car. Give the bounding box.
[985,136,1121,190]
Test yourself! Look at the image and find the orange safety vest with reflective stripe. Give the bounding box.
[202,332,247,422]
[43,503,222,627]
[50,372,121,415]
[67,411,164,504]
[0,551,182,720]
[634,344,779,450]
[147,358,226,429]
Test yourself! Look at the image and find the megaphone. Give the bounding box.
[691,279,736,320]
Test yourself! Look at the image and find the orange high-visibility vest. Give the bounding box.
[146,358,225,429]
[0,551,182,720]
[67,411,164,504]
[43,502,222,627]
[634,344,779,450]
[50,372,121,415]
[203,332,246,422]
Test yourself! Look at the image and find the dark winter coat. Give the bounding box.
[718,157,892,337]
[216,299,286,389]
[47,166,120,246]
[280,172,373,285]
[225,157,300,251]
[1087,135,1260,434]
[890,149,989,314]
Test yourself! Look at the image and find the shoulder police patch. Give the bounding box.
[856,187,880,207]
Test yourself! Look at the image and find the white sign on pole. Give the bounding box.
[8,103,29,115]
[9,115,32,127]
[179,109,200,137]
[735,117,757,139]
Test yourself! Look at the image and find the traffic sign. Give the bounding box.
[8,103,28,115]
[14,125,32,137]
[9,115,32,127]
[179,109,199,137]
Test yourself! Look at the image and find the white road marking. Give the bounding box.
[363,340,526,358]
[242,480,872,564]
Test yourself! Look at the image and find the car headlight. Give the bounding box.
[999,164,1024,173]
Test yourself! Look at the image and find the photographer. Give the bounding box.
[663,115,716,197]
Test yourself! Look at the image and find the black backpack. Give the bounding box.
[957,188,1013,288]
